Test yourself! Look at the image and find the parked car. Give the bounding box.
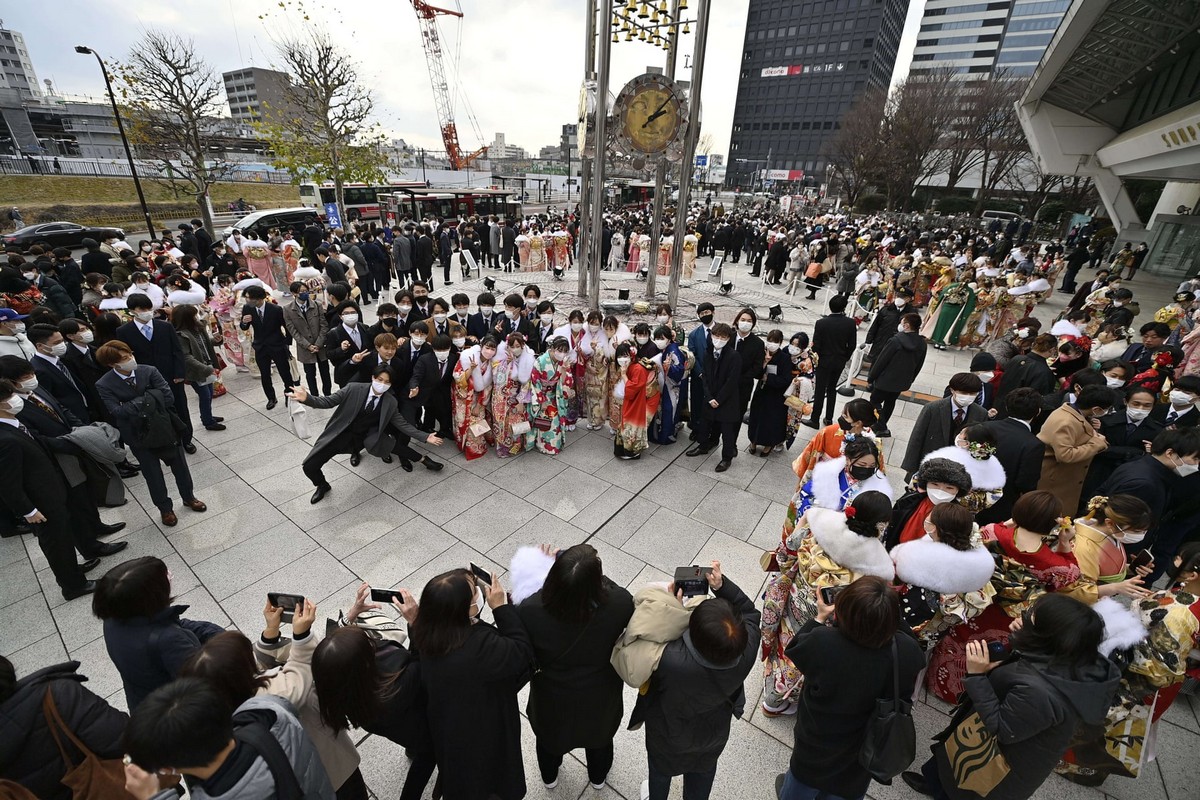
[3,221,126,248]
[221,207,321,237]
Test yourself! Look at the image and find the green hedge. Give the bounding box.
[31,202,199,226]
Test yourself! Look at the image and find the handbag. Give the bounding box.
[531,416,553,431]
[943,710,1011,796]
[137,391,180,451]
[858,638,917,784]
[42,688,135,799]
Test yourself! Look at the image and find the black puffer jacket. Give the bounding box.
[0,662,128,800]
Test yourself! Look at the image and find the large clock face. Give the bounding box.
[615,74,688,158]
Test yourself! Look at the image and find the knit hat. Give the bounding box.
[969,352,997,372]
[915,457,972,494]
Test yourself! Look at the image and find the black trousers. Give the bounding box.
[255,346,296,402]
[304,431,422,486]
[705,417,740,462]
[870,387,901,427]
[441,256,452,283]
[131,444,194,512]
[688,372,709,436]
[535,738,614,786]
[32,515,87,593]
[301,359,332,396]
[357,267,376,302]
[169,381,193,446]
[810,359,846,423]
[489,251,500,269]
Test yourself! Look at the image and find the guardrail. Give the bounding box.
[0,156,294,184]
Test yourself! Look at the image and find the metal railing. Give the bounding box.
[0,155,294,184]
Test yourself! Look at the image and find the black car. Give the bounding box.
[3,221,126,248]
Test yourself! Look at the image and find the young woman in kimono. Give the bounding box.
[648,325,686,445]
[603,316,632,433]
[208,273,248,372]
[452,337,498,461]
[515,227,531,271]
[746,329,793,456]
[528,336,575,455]
[527,229,547,272]
[613,342,661,460]
[790,398,878,488]
[552,310,588,430]
[782,332,816,450]
[490,333,535,458]
[243,231,276,289]
[626,226,643,273]
[681,228,699,278]
[759,489,896,716]
[581,311,609,430]
[656,230,673,276]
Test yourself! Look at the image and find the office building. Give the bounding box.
[725,0,907,189]
[488,132,528,160]
[222,67,304,123]
[911,0,1070,79]
[0,24,41,98]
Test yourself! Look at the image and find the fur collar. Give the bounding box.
[891,537,996,594]
[1092,597,1148,658]
[806,507,895,580]
[508,546,555,605]
[810,457,895,510]
[922,445,1006,490]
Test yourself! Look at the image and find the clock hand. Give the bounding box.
[641,96,673,128]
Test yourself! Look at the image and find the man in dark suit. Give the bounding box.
[902,373,988,479]
[239,285,295,409]
[410,281,434,320]
[806,294,858,428]
[468,291,499,340]
[324,302,373,388]
[732,309,765,418]
[529,302,557,355]
[189,218,213,261]
[993,334,1058,415]
[415,226,436,286]
[500,219,517,271]
[687,322,742,472]
[1151,375,1200,429]
[289,371,443,503]
[405,334,456,437]
[27,324,91,424]
[494,294,534,339]
[687,303,715,443]
[316,247,348,286]
[976,387,1046,526]
[176,223,200,260]
[58,318,109,424]
[1121,322,1170,374]
[760,233,788,281]
[0,379,97,601]
[116,293,194,453]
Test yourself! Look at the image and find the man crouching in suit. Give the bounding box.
[288,366,445,504]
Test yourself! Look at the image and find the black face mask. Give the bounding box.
[848,464,876,481]
[699,314,713,325]
[837,418,852,431]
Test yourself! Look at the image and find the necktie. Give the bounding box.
[367,395,379,412]
[1167,410,1178,424]
[258,306,264,319]
[125,376,137,389]
[58,362,81,393]
[17,422,33,438]
[29,394,62,422]
[142,324,153,341]
[350,328,360,349]
[954,408,965,426]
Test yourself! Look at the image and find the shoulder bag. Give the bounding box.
[858,638,916,783]
[231,713,304,800]
[41,688,135,799]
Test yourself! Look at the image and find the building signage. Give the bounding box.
[760,65,804,77]
[762,169,805,180]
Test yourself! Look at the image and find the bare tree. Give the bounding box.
[256,28,388,223]
[117,32,234,232]
[823,86,888,209]
[970,77,1030,212]
[878,68,960,210]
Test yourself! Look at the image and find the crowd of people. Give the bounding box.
[1,203,1199,800]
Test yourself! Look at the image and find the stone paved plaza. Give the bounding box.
[2,256,1196,800]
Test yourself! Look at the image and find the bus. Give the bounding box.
[614,180,656,208]
[381,188,521,226]
[298,181,428,222]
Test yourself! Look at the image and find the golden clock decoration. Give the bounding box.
[613,73,689,162]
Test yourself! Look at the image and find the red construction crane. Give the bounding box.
[409,1,488,170]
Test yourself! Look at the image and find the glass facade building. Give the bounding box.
[911,0,1069,79]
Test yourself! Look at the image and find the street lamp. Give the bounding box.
[75,45,154,237]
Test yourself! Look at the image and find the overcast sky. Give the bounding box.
[6,0,924,160]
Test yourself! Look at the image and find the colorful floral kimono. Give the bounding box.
[957,285,997,348]
[552,231,571,269]
[582,328,610,428]
[269,254,291,291]
[616,358,660,457]
[490,342,534,458]
[208,286,247,370]
[553,325,588,427]
[515,233,530,268]
[927,522,1089,702]
[682,233,698,278]
[927,282,978,347]
[244,238,275,289]
[656,236,673,276]
[784,351,816,449]
[452,346,495,461]
[649,343,687,444]
[527,233,547,271]
[890,534,997,648]
[529,351,573,454]
[760,505,896,709]
[282,237,301,277]
[626,236,641,273]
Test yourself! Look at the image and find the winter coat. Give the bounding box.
[176,327,218,384]
[611,585,705,689]
[0,662,128,800]
[282,301,329,364]
[631,578,761,775]
[101,603,226,710]
[865,302,908,359]
[933,652,1120,800]
[1037,404,1108,515]
[867,330,927,393]
[891,535,997,644]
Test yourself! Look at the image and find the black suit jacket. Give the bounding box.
[1151,403,1200,429]
[341,352,403,391]
[0,422,69,519]
[494,314,533,341]
[406,352,454,404]
[702,346,743,423]
[467,311,499,340]
[902,397,988,475]
[529,321,557,355]
[975,417,1044,526]
[31,354,91,424]
[733,333,765,406]
[239,302,291,353]
[994,353,1056,413]
[115,320,186,382]
[61,343,108,421]
[395,342,431,389]
[812,313,857,365]
[325,322,374,380]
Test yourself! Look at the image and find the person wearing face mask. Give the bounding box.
[56,318,109,422]
[745,329,792,456]
[883,457,972,550]
[528,337,576,455]
[805,295,858,429]
[522,284,543,320]
[730,308,765,421]
[491,333,535,457]
[20,259,77,319]
[404,333,458,440]
[127,271,166,310]
[612,341,659,460]
[1072,494,1157,603]
[687,323,743,472]
[428,297,452,337]
[1150,374,1200,429]
[238,285,296,410]
[494,292,534,339]
[863,288,914,363]
[1081,387,1163,504]
[451,336,499,460]
[290,365,444,502]
[26,324,92,424]
[530,300,558,356]
[325,301,372,390]
[115,293,195,453]
[648,326,687,446]
[686,303,716,444]
[1036,384,1117,515]
[551,310,589,430]
[902,373,987,479]
[0,307,36,359]
[653,303,686,345]
[866,312,927,437]
[579,310,610,431]
[282,280,332,397]
[1098,427,1200,526]
[467,290,498,340]
[920,424,1006,515]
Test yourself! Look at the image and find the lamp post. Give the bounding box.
[74,45,154,238]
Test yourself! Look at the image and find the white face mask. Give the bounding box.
[44,342,67,358]
[22,271,35,281]
[118,358,137,374]
[894,299,906,308]
[410,335,427,347]
[587,324,600,333]
[398,304,412,314]
[1105,376,1124,388]
[540,314,554,324]
[525,298,538,308]
[1173,455,1199,477]
[434,350,450,361]
[1119,529,1148,545]
[4,395,24,416]
[570,322,583,333]
[433,313,448,323]
[79,330,94,344]
[18,377,38,393]
[975,371,994,383]
[1017,327,1030,338]
[1169,390,1193,407]
[927,487,957,505]
[10,322,25,335]
[505,309,519,320]
[617,356,632,367]
[653,338,668,350]
[656,315,669,325]
[635,335,649,345]
[342,314,359,327]
[452,337,466,348]
[952,392,976,408]
[788,344,801,356]
[455,308,469,318]
[370,380,389,395]
[711,337,728,350]
[509,347,523,358]
[469,586,485,619]
[737,320,753,333]
[1126,407,1151,422]
[766,341,780,353]
[134,310,155,323]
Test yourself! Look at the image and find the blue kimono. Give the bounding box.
[649,342,688,444]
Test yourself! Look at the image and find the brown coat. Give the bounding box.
[1036,404,1107,514]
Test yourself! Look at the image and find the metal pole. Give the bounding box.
[577,0,599,298]
[645,0,682,301]
[79,47,154,238]
[587,0,614,305]
[667,0,711,311]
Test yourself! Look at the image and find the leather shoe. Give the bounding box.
[117,466,140,479]
[97,522,126,537]
[161,510,178,527]
[422,456,444,471]
[382,454,394,464]
[81,558,101,574]
[400,459,413,472]
[715,460,731,473]
[204,423,227,431]
[350,452,362,467]
[62,580,97,601]
[90,541,128,557]
[211,416,224,423]
[183,443,197,455]
[311,484,332,504]
[901,771,932,797]
[183,499,207,512]
[266,399,278,410]
[801,419,820,430]
[685,445,713,457]
[104,499,129,508]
